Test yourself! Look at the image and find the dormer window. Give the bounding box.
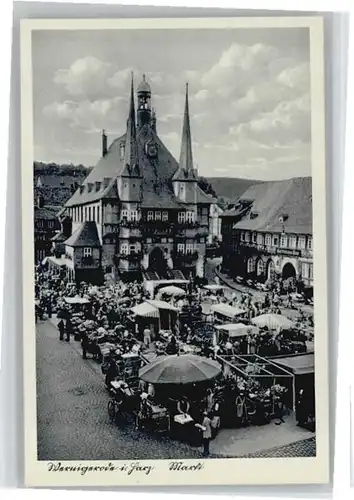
[278,213,288,224]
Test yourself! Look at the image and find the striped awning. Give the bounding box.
[131,302,160,318]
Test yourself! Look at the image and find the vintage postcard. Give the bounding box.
[20,16,329,487]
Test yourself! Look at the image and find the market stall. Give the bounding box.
[210,303,247,324]
[139,354,222,444]
[130,300,179,338]
[270,352,315,430]
[157,285,186,298]
[214,323,259,347]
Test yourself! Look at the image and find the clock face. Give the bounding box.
[147,143,157,158]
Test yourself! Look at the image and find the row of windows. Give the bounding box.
[120,210,198,223]
[69,206,101,224]
[176,243,197,254]
[240,231,312,250]
[118,242,201,255]
[120,243,141,254]
[146,237,174,244]
[36,220,55,228]
[247,258,267,275]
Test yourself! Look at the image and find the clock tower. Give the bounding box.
[137,74,151,129]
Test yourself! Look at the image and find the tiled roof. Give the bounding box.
[196,186,216,204]
[65,88,211,209]
[34,206,58,220]
[232,177,312,234]
[66,123,206,209]
[51,231,66,242]
[64,221,101,247]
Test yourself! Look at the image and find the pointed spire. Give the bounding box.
[173,83,196,181]
[179,82,194,173]
[122,72,139,176]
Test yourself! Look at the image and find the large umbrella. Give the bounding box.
[158,285,186,296]
[251,313,294,330]
[139,354,222,385]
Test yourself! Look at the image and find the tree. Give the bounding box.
[197,176,217,197]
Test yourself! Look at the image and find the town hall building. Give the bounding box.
[54,75,213,284]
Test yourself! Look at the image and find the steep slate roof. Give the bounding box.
[64,221,101,247]
[65,79,211,209]
[232,177,312,235]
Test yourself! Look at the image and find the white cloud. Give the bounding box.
[107,67,135,90]
[230,93,311,145]
[38,37,311,180]
[43,96,127,134]
[53,56,112,98]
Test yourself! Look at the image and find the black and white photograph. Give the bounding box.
[21,17,329,487]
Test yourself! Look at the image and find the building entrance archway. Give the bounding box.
[282,262,296,279]
[148,247,167,277]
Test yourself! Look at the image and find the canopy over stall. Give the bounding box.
[64,295,90,305]
[210,303,247,321]
[215,323,259,338]
[144,278,189,298]
[203,284,226,291]
[139,354,222,385]
[251,313,294,331]
[216,353,295,409]
[147,300,179,312]
[158,286,186,297]
[130,300,179,332]
[131,302,159,318]
[269,353,315,424]
[271,353,314,375]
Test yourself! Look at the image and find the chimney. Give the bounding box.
[37,195,45,209]
[102,129,108,157]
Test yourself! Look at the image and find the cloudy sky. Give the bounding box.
[32,27,311,180]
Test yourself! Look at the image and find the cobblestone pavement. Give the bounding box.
[36,320,203,461]
[240,437,316,458]
[37,319,315,461]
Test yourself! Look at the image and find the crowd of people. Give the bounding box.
[34,261,315,454]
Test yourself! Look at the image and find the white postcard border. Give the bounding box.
[20,16,329,487]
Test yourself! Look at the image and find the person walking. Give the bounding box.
[143,327,152,348]
[57,319,65,341]
[201,411,212,457]
[65,318,72,342]
[80,329,89,359]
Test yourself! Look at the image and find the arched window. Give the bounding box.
[256,259,264,276]
[247,258,254,274]
[267,260,275,280]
